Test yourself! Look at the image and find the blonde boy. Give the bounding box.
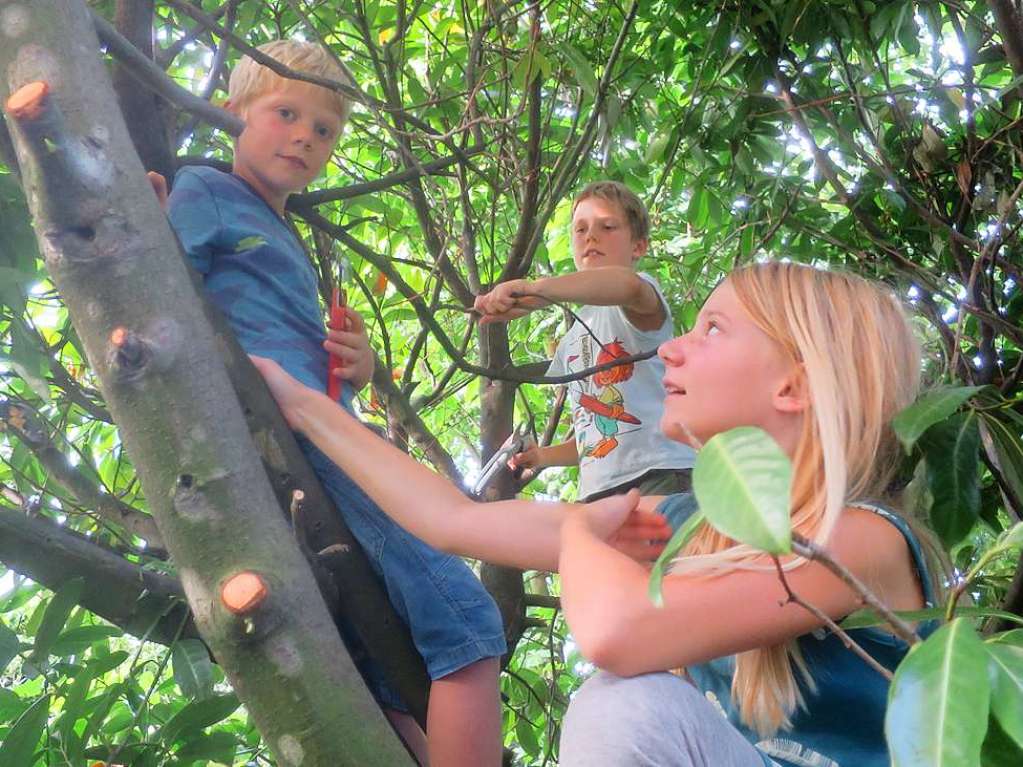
[167,41,505,766]
[475,181,695,501]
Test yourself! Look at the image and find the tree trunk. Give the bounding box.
[478,323,527,660]
[0,1,411,764]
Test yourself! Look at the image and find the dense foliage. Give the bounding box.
[2,0,1023,764]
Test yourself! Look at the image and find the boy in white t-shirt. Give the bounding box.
[474,181,694,501]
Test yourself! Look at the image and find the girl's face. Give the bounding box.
[659,280,803,449]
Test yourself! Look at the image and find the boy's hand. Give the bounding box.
[147,171,168,211]
[324,307,374,391]
[474,279,549,324]
[508,444,543,481]
[250,355,310,428]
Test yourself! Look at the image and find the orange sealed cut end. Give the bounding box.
[110,327,128,347]
[5,81,50,121]
[221,571,268,615]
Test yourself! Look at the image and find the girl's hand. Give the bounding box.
[572,490,672,563]
[249,355,312,428]
[324,307,374,391]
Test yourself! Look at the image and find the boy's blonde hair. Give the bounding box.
[572,181,650,242]
[228,40,353,127]
[670,262,932,736]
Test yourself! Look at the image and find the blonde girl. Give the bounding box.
[558,262,938,766]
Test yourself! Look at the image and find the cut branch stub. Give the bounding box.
[5,81,50,121]
[221,570,269,615]
[108,326,152,380]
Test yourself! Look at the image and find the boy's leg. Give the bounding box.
[427,657,502,767]
[385,709,430,766]
[560,671,772,767]
[298,435,506,766]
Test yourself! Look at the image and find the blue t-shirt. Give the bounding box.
[658,493,938,767]
[167,165,353,409]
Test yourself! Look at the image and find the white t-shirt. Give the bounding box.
[547,273,696,499]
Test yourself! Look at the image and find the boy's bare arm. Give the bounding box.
[475,267,665,330]
[510,439,579,479]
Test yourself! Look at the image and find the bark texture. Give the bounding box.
[0,1,412,763]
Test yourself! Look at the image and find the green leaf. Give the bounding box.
[0,688,28,725]
[173,731,240,765]
[892,385,984,453]
[50,624,122,657]
[514,715,540,757]
[981,713,1023,767]
[85,649,131,676]
[979,414,1023,510]
[31,578,84,663]
[987,643,1023,750]
[0,619,19,674]
[687,184,708,229]
[990,629,1023,647]
[0,694,50,767]
[648,509,706,607]
[173,639,213,701]
[562,43,598,98]
[159,693,241,746]
[9,321,51,403]
[692,427,792,554]
[886,619,989,767]
[922,412,981,548]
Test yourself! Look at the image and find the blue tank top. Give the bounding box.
[168,166,354,410]
[657,493,938,767]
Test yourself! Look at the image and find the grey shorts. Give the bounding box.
[561,671,775,766]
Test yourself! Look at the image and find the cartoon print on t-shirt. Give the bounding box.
[567,338,641,461]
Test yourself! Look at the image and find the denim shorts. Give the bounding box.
[297,433,507,708]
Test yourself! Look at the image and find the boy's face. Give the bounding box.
[571,196,648,272]
[227,80,343,213]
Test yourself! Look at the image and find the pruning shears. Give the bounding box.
[472,422,535,497]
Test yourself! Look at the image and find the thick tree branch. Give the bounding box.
[91,8,244,136]
[0,398,165,549]
[0,505,194,646]
[989,0,1023,81]
[371,358,464,484]
[109,0,175,179]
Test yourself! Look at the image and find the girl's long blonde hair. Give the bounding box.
[671,262,922,736]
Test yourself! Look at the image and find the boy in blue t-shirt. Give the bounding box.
[166,40,505,766]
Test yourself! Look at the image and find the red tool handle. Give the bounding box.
[327,286,347,401]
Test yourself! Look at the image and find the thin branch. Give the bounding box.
[771,555,893,680]
[292,148,484,207]
[792,534,920,646]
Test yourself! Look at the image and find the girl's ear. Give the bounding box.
[773,365,809,414]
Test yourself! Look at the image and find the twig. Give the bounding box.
[771,556,893,681]
[792,533,920,645]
